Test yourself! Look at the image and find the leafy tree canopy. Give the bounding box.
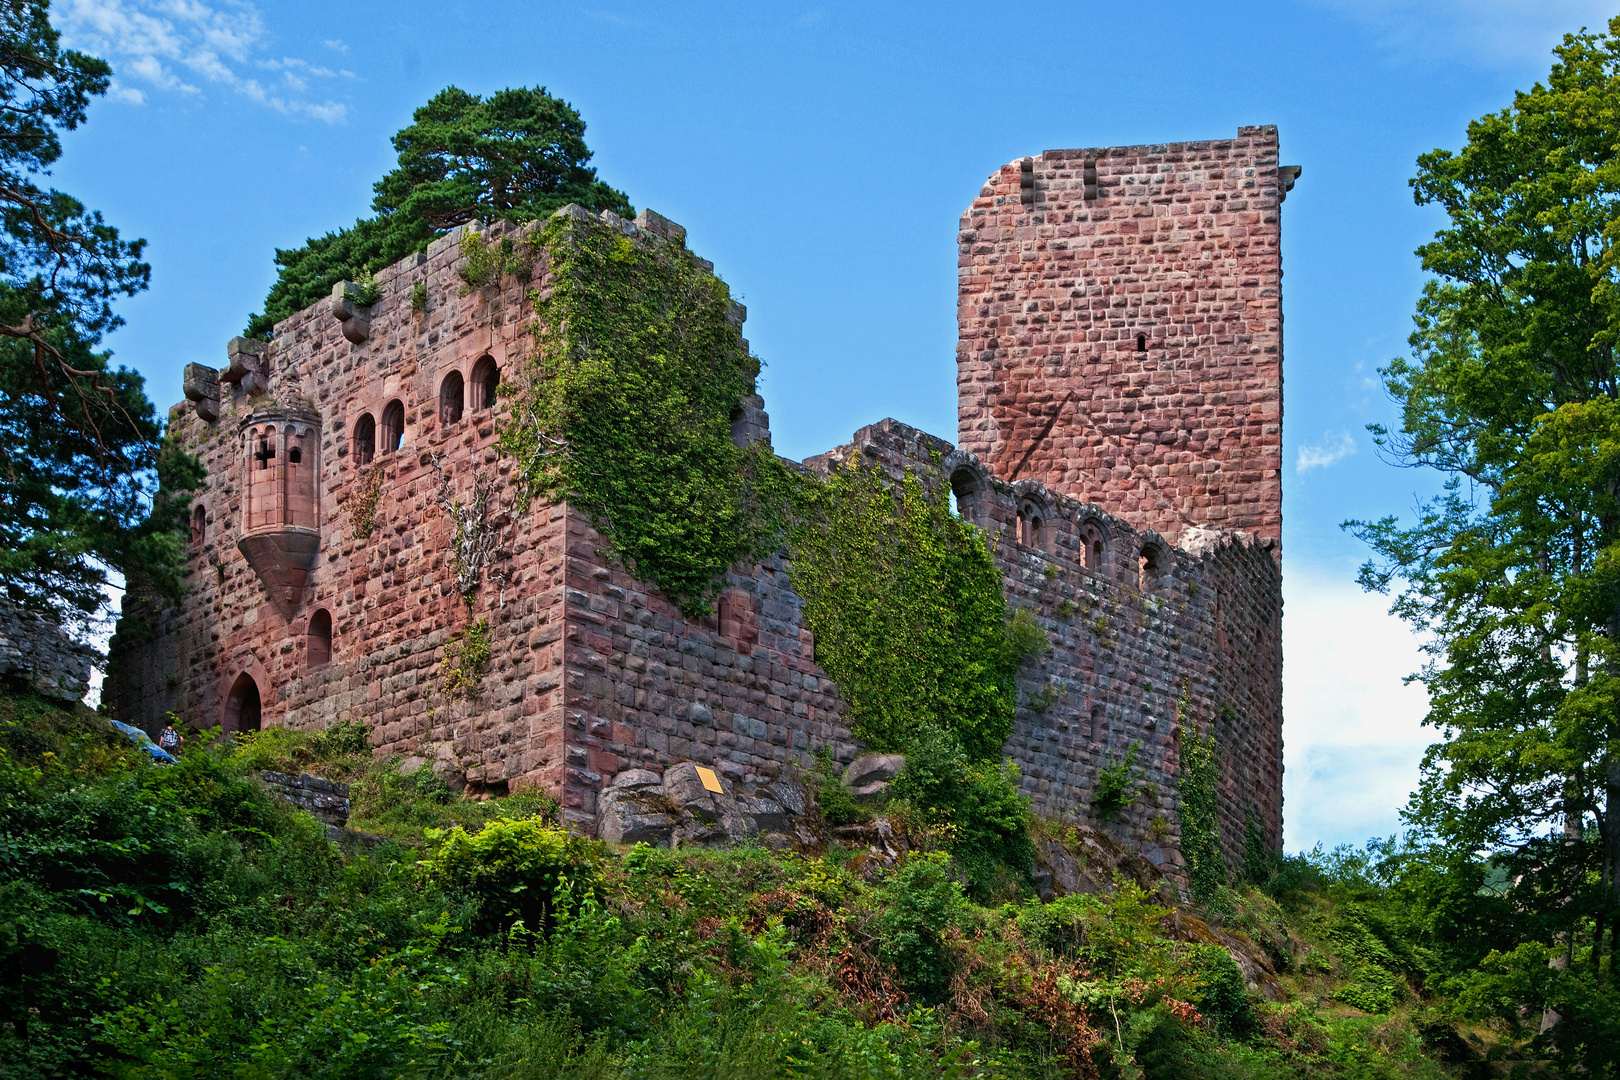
[0,0,192,631]
[247,85,633,337]
[1350,16,1620,1008]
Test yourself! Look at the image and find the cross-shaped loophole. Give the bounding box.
[254,438,276,470]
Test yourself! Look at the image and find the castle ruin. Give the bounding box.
[108,125,1294,875]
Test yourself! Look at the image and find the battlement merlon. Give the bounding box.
[957,126,1297,557]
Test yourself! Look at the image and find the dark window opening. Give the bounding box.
[949,468,981,524]
[191,504,207,545]
[225,673,261,733]
[1088,705,1103,741]
[1139,546,1162,591]
[1136,333,1147,352]
[254,437,275,469]
[288,445,302,465]
[381,400,405,453]
[307,609,332,669]
[353,414,376,465]
[440,371,464,425]
[471,356,500,412]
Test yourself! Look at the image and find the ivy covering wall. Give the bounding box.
[788,462,1023,760]
[498,213,793,617]
[498,211,1030,761]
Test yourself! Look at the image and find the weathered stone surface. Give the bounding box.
[596,787,674,845]
[0,597,94,705]
[258,769,350,827]
[843,753,905,798]
[612,768,664,791]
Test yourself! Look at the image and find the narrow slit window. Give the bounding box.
[381,400,405,453]
[440,371,464,424]
[307,609,332,669]
[353,413,375,465]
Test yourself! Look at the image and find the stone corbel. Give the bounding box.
[182,362,220,422]
[329,281,372,344]
[1278,165,1302,201]
[219,337,269,397]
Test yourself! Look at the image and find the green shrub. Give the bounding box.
[875,852,968,1004]
[419,817,604,935]
[809,746,864,826]
[1188,943,1258,1040]
[1092,740,1141,820]
[891,725,1034,900]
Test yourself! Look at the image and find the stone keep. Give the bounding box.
[108,128,1294,879]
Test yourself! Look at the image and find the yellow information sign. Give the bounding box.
[695,766,723,793]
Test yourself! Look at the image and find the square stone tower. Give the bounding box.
[956,126,1296,550]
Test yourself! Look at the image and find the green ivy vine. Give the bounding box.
[1177,687,1228,902]
[441,619,492,700]
[787,461,1039,760]
[497,211,793,617]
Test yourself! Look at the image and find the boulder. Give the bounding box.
[597,787,675,846]
[612,768,664,791]
[663,762,755,845]
[842,753,905,799]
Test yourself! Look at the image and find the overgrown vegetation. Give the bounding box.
[247,85,631,337]
[0,687,1564,1078]
[1092,740,1141,821]
[441,619,492,700]
[497,211,793,617]
[1178,710,1227,904]
[789,460,1044,759]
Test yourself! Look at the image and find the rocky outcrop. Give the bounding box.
[595,762,814,849]
[0,598,95,706]
[1034,826,1168,900]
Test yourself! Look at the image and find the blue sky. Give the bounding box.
[47,0,1620,851]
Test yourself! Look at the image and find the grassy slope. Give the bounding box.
[0,688,1504,1079]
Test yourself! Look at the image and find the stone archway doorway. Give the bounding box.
[225,673,262,733]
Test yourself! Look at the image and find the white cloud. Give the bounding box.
[323,38,348,53]
[107,81,146,105]
[1296,430,1357,472]
[58,0,350,122]
[1312,0,1618,67]
[1282,571,1433,851]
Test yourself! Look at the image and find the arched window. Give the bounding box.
[381,400,405,453]
[950,468,982,525]
[190,504,207,545]
[353,413,375,465]
[1088,704,1104,742]
[470,355,500,412]
[440,371,464,425]
[1078,522,1106,571]
[1017,500,1050,551]
[225,673,261,733]
[1136,332,1147,353]
[307,609,332,669]
[1139,543,1163,591]
[287,445,302,464]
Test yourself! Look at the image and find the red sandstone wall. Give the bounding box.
[108,219,572,795]
[957,127,1290,549]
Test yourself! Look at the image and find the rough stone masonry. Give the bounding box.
[107,127,1295,879]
